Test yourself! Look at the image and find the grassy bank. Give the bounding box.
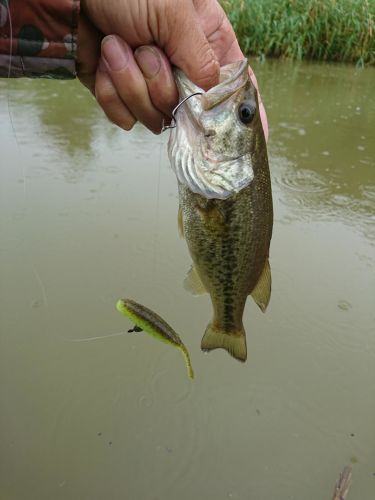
[221,0,375,66]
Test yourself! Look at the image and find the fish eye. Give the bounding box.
[238,101,256,124]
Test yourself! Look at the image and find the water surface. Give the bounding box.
[0,60,374,500]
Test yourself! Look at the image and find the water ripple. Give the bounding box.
[151,361,194,404]
[360,185,375,203]
[147,351,197,493]
[276,168,329,194]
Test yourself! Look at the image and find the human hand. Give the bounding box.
[77,0,268,139]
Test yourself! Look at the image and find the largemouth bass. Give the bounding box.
[116,299,194,379]
[168,59,273,362]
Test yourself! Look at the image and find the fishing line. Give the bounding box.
[151,133,163,281]
[4,1,25,193]
[63,330,128,343]
[5,1,17,140]
[5,0,12,74]
[31,263,49,307]
[154,91,203,278]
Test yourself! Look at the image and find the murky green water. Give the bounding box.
[0,60,374,500]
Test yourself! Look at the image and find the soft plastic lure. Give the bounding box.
[116,299,194,379]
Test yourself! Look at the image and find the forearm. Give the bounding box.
[0,0,80,78]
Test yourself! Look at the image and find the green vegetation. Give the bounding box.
[221,0,375,66]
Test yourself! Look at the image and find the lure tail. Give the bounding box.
[179,345,194,379]
[201,322,247,362]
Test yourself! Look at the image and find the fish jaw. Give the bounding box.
[168,59,262,200]
[169,120,254,199]
[173,59,249,109]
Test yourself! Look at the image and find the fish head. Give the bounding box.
[168,59,266,199]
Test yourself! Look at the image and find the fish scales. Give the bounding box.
[179,169,272,329]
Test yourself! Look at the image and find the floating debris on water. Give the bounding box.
[332,465,352,500]
[338,300,352,311]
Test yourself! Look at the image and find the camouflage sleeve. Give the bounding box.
[0,0,80,79]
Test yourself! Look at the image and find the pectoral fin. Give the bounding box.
[251,259,271,312]
[178,206,184,238]
[184,265,207,295]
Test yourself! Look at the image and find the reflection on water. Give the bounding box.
[0,61,374,500]
[250,60,375,239]
[4,78,101,157]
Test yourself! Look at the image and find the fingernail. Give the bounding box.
[134,47,161,79]
[102,35,129,71]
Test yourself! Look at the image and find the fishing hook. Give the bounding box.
[161,92,203,133]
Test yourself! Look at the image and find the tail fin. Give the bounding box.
[201,323,247,362]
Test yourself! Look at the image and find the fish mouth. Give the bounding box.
[174,58,249,110]
[204,58,249,110]
[171,58,250,133]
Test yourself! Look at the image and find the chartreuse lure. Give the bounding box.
[116,299,194,379]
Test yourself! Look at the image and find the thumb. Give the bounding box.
[160,1,220,90]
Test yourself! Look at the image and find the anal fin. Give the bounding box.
[251,259,271,312]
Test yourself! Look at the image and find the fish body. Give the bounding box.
[168,59,273,362]
[116,299,194,379]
